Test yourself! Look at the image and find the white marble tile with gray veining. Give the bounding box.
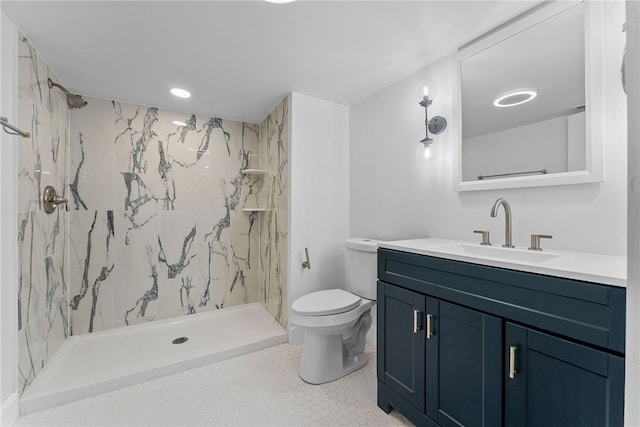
[114,102,160,244]
[17,211,45,394]
[17,33,70,395]
[114,102,159,175]
[18,34,44,212]
[119,244,160,326]
[259,97,289,327]
[41,208,69,364]
[196,119,260,312]
[69,98,115,210]
[156,111,198,211]
[68,211,116,335]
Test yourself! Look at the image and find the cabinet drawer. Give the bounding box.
[378,249,625,353]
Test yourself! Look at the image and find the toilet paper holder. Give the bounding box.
[302,247,311,269]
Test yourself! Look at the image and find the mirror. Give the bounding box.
[455,1,604,192]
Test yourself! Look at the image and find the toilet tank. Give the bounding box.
[345,238,382,300]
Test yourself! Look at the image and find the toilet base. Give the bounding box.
[298,332,370,384]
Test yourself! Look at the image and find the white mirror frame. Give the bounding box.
[454,0,604,192]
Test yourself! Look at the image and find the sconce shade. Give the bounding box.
[416,141,433,159]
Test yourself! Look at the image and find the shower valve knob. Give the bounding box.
[43,186,70,213]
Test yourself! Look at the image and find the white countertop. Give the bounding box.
[379,238,627,288]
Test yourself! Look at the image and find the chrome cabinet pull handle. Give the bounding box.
[509,346,517,379]
[413,310,420,334]
[426,314,433,339]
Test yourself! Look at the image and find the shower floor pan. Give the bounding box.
[20,303,287,415]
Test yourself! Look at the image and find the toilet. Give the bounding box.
[289,238,380,384]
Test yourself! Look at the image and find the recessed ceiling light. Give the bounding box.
[170,88,191,98]
[265,0,296,3]
[172,120,187,127]
[493,89,537,108]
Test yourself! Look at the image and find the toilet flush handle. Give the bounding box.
[302,247,311,269]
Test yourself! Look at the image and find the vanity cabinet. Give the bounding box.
[377,284,426,413]
[424,298,502,426]
[377,248,625,427]
[504,323,624,427]
[378,283,502,427]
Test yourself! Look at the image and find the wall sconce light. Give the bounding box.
[417,86,447,159]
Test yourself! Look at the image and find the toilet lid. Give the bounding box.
[291,289,362,316]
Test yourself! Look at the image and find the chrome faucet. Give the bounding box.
[490,198,514,248]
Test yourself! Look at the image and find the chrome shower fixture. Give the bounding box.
[47,78,88,110]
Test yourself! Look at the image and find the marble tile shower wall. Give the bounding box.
[68,97,288,334]
[17,34,70,394]
[259,98,288,327]
[16,32,289,395]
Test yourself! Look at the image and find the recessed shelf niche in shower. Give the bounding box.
[241,154,271,212]
[241,208,270,212]
[241,168,268,176]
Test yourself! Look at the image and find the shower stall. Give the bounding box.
[15,32,289,409]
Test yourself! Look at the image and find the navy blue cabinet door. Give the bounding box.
[426,298,503,427]
[378,282,426,412]
[505,323,625,427]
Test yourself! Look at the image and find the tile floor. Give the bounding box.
[15,343,412,427]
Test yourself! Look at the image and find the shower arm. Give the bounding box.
[48,78,71,95]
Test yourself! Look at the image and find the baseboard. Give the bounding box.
[1,392,19,426]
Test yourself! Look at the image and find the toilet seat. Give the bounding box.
[291,289,361,316]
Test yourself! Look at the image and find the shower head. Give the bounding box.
[65,93,88,110]
[47,78,88,110]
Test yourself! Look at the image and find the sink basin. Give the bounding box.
[429,243,559,264]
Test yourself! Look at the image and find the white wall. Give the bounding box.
[350,58,453,243]
[287,92,350,324]
[626,0,640,424]
[0,11,20,426]
[568,111,587,172]
[350,1,627,257]
[462,113,585,181]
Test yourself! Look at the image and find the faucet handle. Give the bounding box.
[529,234,552,251]
[473,230,491,246]
[43,185,70,213]
[52,195,70,211]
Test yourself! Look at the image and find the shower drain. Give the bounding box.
[172,337,189,344]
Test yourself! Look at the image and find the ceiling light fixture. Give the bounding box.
[170,88,191,98]
[493,89,537,108]
[265,0,296,3]
[172,120,187,127]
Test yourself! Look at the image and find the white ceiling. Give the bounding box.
[2,0,539,124]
